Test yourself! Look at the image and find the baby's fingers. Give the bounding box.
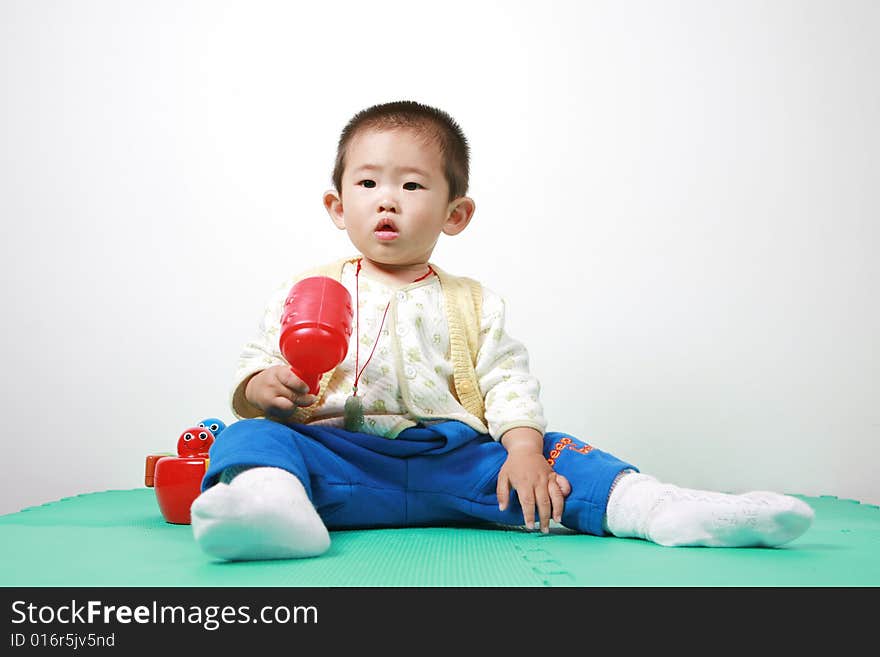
[264,395,296,418]
[555,474,571,497]
[548,476,566,524]
[520,492,537,532]
[535,485,552,533]
[496,472,511,512]
[276,367,310,394]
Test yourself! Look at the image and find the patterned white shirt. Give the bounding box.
[233,261,546,440]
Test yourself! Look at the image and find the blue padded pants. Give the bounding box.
[202,419,637,536]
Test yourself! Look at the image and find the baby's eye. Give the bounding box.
[358,180,376,188]
[403,182,423,191]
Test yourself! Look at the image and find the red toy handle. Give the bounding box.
[279,276,353,395]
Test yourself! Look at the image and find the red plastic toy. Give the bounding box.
[144,427,214,524]
[279,276,353,394]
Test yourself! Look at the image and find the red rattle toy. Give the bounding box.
[144,427,214,524]
[279,276,353,395]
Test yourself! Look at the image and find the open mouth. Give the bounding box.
[374,217,399,241]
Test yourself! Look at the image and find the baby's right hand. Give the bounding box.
[244,365,318,418]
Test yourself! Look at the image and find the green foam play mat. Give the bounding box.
[1,489,877,586]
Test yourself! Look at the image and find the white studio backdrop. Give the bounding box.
[1,0,877,515]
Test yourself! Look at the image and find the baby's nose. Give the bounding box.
[377,199,398,213]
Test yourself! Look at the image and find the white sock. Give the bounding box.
[604,472,815,547]
[190,466,330,561]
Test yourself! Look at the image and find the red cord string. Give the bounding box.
[352,259,434,396]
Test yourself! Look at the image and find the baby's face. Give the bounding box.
[333,128,457,268]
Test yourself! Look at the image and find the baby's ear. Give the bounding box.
[443,196,476,236]
[324,190,345,230]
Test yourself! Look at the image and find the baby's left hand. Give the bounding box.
[497,450,571,533]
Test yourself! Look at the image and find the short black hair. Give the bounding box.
[332,100,470,201]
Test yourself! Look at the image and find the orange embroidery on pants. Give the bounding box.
[546,436,593,467]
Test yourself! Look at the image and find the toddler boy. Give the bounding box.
[190,101,814,561]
